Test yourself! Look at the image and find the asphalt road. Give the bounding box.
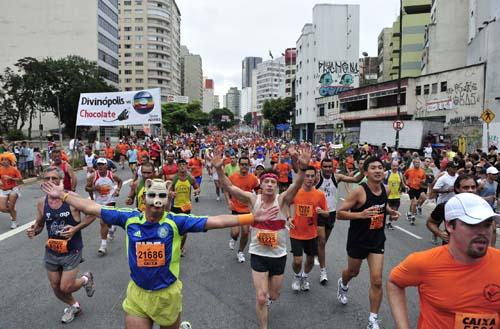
[0,167,478,329]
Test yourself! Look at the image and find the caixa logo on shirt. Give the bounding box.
[484,284,500,302]
[45,211,70,220]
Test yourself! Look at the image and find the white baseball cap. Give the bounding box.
[445,193,497,224]
[96,157,107,164]
[486,166,499,175]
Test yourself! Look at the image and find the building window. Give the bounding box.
[416,85,421,95]
[98,0,118,23]
[136,78,143,83]
[135,18,143,23]
[135,52,143,57]
[135,44,143,49]
[135,61,143,66]
[124,52,132,57]
[319,105,325,116]
[124,70,132,74]
[441,81,447,92]
[124,27,131,32]
[123,0,131,5]
[135,26,143,31]
[424,84,430,95]
[431,83,438,94]
[98,32,119,53]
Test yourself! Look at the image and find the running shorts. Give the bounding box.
[250,254,286,276]
[44,249,83,272]
[408,188,425,200]
[290,237,318,257]
[317,211,336,229]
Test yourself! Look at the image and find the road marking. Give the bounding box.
[0,178,133,242]
[0,220,35,242]
[393,225,423,240]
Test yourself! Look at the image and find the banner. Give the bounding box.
[76,89,162,126]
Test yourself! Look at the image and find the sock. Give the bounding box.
[295,271,302,278]
[72,301,80,308]
[369,313,378,320]
[101,240,107,247]
[340,279,348,289]
[302,272,308,278]
[320,267,326,272]
[81,276,88,286]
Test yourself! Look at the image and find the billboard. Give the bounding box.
[166,95,189,104]
[76,89,162,126]
[315,60,360,97]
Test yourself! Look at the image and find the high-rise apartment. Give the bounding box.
[180,45,203,102]
[251,57,285,114]
[213,95,220,109]
[242,57,263,88]
[283,48,297,98]
[202,78,214,113]
[224,87,241,118]
[378,27,393,82]
[119,0,181,102]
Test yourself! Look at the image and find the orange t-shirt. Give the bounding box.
[271,153,279,163]
[389,246,500,329]
[223,156,232,166]
[229,173,259,213]
[290,188,327,240]
[137,150,149,164]
[105,147,114,159]
[0,166,22,190]
[188,158,203,177]
[275,162,291,183]
[117,143,129,156]
[345,156,354,170]
[310,160,321,171]
[404,168,426,190]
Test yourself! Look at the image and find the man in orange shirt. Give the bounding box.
[104,142,114,160]
[388,193,500,329]
[404,158,426,225]
[228,156,259,263]
[188,153,204,202]
[116,141,129,170]
[0,153,22,229]
[274,156,291,193]
[290,166,328,292]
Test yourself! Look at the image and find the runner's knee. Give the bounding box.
[347,267,360,278]
[370,275,383,289]
[256,290,267,306]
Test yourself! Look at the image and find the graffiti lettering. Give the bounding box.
[446,81,479,106]
[318,61,359,75]
[316,60,359,97]
[448,116,480,126]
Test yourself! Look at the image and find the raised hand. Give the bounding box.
[207,150,224,169]
[41,181,64,199]
[297,145,312,168]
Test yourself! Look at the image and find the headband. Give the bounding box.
[260,173,278,182]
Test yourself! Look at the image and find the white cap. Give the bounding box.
[96,157,107,164]
[445,193,497,224]
[486,166,499,175]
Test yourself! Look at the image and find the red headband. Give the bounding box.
[260,173,278,182]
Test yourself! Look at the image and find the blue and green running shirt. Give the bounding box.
[101,207,208,291]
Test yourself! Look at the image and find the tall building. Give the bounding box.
[283,48,297,98]
[180,45,203,102]
[359,56,379,86]
[421,0,468,74]
[224,87,241,118]
[213,95,220,109]
[389,0,431,79]
[242,57,263,88]
[119,0,181,102]
[377,27,393,82]
[240,87,252,120]
[295,4,360,141]
[0,0,120,134]
[202,78,214,113]
[251,57,285,115]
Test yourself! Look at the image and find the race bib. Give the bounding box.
[454,312,498,329]
[98,185,112,196]
[136,242,165,267]
[297,204,313,217]
[369,213,384,230]
[46,238,69,253]
[180,203,192,212]
[256,230,278,248]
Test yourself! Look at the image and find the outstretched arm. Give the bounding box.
[281,145,312,205]
[387,280,411,329]
[41,181,102,217]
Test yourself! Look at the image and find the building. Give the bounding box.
[180,45,203,103]
[242,57,262,88]
[202,78,214,113]
[359,56,379,86]
[240,87,252,121]
[0,0,120,135]
[378,27,393,82]
[389,0,431,80]
[295,4,360,141]
[213,95,220,109]
[421,0,468,74]
[283,48,297,98]
[251,57,285,115]
[224,87,241,118]
[119,0,182,102]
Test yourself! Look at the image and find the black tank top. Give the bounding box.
[347,183,387,249]
[44,196,83,254]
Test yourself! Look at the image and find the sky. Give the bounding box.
[178,0,400,98]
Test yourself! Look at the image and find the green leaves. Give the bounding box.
[262,97,294,132]
[162,101,210,133]
[209,108,236,130]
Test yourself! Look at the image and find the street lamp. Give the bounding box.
[361,52,369,85]
[395,0,403,149]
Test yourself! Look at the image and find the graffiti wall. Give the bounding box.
[315,60,360,97]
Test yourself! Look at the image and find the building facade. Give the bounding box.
[295,4,360,141]
[240,87,252,120]
[224,87,241,118]
[378,27,393,82]
[242,57,262,89]
[213,95,220,109]
[283,48,297,98]
[202,78,214,113]
[360,56,379,86]
[180,45,203,102]
[119,0,181,102]
[251,57,285,114]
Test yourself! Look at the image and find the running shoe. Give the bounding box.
[216,196,220,201]
[266,297,273,308]
[195,196,199,203]
[291,276,301,292]
[107,226,116,240]
[417,206,422,215]
[82,271,95,297]
[98,245,107,256]
[61,304,81,324]
[300,277,310,291]
[320,269,328,285]
[337,278,348,305]
[386,222,394,230]
[229,239,236,250]
[406,211,412,221]
[410,217,416,225]
[237,251,245,263]
[180,321,192,329]
[367,316,381,329]
[10,221,17,229]
[314,256,320,266]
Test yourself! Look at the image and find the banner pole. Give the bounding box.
[72,125,78,168]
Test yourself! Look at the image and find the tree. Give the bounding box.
[209,108,236,130]
[243,112,252,125]
[262,97,294,134]
[162,101,210,134]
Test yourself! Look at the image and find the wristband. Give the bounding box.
[237,213,254,225]
[61,192,69,203]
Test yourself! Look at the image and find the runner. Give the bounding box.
[127,144,139,176]
[116,140,129,170]
[41,177,271,329]
[84,145,97,200]
[336,156,400,329]
[162,152,178,181]
[388,193,500,329]
[0,152,22,229]
[433,162,458,205]
[226,156,259,263]
[52,148,77,192]
[274,156,292,193]
[478,166,499,209]
[404,158,426,225]
[210,145,311,329]
[126,162,155,212]
[384,160,406,230]
[27,167,96,324]
[188,153,204,203]
[86,158,122,255]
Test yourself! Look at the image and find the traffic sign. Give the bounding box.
[481,109,495,124]
[393,120,404,131]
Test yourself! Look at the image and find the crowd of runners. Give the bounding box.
[0,129,499,329]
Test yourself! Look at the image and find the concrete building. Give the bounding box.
[180,45,203,102]
[242,57,263,88]
[378,27,393,82]
[202,78,214,113]
[119,0,182,102]
[295,4,360,141]
[360,56,379,86]
[0,0,120,135]
[283,48,297,98]
[213,95,220,109]
[421,0,469,74]
[224,87,241,118]
[251,57,285,115]
[240,87,252,120]
[389,0,431,79]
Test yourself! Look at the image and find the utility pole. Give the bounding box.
[395,0,403,149]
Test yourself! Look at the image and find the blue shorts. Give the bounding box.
[195,176,202,186]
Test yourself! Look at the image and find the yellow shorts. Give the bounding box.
[122,279,183,326]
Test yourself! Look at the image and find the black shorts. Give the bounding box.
[250,254,287,276]
[347,244,385,260]
[387,199,401,210]
[290,237,317,257]
[171,206,190,215]
[317,211,336,229]
[408,188,425,200]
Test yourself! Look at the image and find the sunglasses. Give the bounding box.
[147,192,168,198]
[44,176,60,181]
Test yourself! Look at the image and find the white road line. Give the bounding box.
[393,225,423,240]
[0,178,133,242]
[0,220,35,242]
